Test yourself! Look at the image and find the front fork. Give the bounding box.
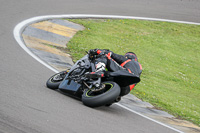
[82,77,103,93]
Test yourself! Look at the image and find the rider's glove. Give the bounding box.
[89,49,111,56]
[89,49,98,56]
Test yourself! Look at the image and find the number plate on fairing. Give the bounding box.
[59,78,81,92]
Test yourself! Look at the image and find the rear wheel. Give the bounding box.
[46,71,68,90]
[82,81,120,107]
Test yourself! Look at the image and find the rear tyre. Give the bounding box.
[105,103,112,107]
[82,81,120,107]
[46,71,67,90]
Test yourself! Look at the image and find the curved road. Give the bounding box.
[1,0,200,133]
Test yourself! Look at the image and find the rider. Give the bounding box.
[88,49,142,96]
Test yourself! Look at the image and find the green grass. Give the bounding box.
[66,19,200,126]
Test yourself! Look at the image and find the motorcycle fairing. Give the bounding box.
[109,70,140,87]
[59,75,81,95]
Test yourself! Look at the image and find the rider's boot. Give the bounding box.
[85,62,106,79]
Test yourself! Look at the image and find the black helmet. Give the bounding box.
[125,52,138,61]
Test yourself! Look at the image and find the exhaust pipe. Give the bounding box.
[115,96,121,102]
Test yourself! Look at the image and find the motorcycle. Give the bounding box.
[46,51,140,107]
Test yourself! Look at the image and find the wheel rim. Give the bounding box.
[86,83,113,97]
[50,74,64,83]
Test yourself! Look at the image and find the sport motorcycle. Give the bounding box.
[46,51,140,107]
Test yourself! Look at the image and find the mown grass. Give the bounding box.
[66,19,200,126]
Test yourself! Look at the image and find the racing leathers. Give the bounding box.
[89,49,142,96]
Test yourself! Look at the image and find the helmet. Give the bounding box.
[125,52,138,61]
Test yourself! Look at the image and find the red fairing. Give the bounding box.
[129,84,135,90]
[139,63,142,70]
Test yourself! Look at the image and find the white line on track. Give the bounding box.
[14,14,199,133]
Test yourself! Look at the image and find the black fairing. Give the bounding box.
[109,70,140,87]
[59,74,82,96]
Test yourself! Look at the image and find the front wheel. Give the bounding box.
[82,81,120,107]
[46,71,67,90]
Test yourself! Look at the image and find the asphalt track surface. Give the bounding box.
[1,0,200,133]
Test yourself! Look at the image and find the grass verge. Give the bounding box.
[66,19,200,126]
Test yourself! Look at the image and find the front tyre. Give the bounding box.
[82,81,120,107]
[46,71,67,90]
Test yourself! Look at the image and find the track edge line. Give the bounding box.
[14,14,199,133]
